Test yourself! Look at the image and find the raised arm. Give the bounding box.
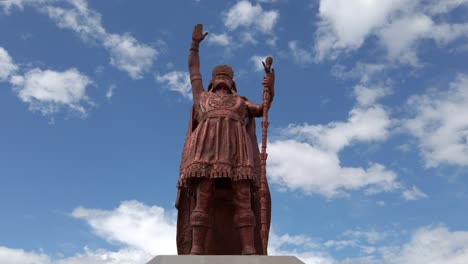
[188,24,208,104]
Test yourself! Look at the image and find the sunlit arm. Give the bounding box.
[188,24,208,105]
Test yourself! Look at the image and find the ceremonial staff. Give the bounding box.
[259,56,274,255]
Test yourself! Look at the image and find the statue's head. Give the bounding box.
[208,65,237,94]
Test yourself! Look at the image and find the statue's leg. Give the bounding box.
[190,178,214,255]
[232,180,256,255]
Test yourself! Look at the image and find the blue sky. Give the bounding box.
[1,0,468,263]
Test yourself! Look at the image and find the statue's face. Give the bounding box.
[212,75,233,94]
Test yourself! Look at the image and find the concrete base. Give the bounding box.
[146,255,305,264]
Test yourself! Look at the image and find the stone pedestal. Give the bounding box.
[146,255,305,264]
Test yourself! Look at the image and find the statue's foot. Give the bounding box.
[241,247,256,255]
[190,246,203,255]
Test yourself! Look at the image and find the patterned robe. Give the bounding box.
[176,91,271,255]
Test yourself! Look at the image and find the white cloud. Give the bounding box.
[314,0,468,64]
[102,33,157,79]
[268,140,399,198]
[315,0,408,60]
[288,41,314,64]
[250,55,270,72]
[331,63,387,84]
[155,71,192,100]
[105,84,116,100]
[425,0,468,15]
[404,74,468,167]
[376,200,386,206]
[240,32,258,45]
[0,0,54,12]
[286,92,391,151]
[0,201,171,264]
[269,231,335,264]
[354,86,390,107]
[343,230,386,244]
[3,0,157,79]
[0,47,18,81]
[55,248,151,264]
[0,247,51,264]
[206,33,231,46]
[2,201,468,264]
[402,186,428,201]
[0,201,335,264]
[378,14,433,65]
[267,85,400,198]
[0,247,151,264]
[72,200,177,255]
[324,239,357,250]
[10,68,93,117]
[389,226,468,264]
[224,0,279,34]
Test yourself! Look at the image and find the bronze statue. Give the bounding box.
[175,24,275,255]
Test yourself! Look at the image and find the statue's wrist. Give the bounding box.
[190,41,200,52]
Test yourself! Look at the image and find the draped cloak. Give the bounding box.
[175,91,271,255]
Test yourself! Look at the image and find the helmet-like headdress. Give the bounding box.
[207,65,237,93]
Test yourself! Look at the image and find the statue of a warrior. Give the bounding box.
[175,24,274,255]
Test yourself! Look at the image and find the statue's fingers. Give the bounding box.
[262,61,269,73]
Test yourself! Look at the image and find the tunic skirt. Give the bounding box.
[180,92,258,184]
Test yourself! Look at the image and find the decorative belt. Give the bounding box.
[204,109,245,124]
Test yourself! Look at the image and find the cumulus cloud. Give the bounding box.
[0,247,151,264]
[155,71,192,100]
[343,229,386,244]
[55,248,152,264]
[0,247,51,264]
[378,13,433,65]
[314,0,407,60]
[331,63,387,84]
[0,0,54,12]
[206,33,231,46]
[1,201,468,264]
[402,186,428,201]
[404,74,468,167]
[224,0,279,34]
[314,0,468,64]
[0,201,175,264]
[268,85,400,198]
[354,86,391,107]
[10,68,93,117]
[268,231,335,264]
[105,84,116,100]
[72,200,177,255]
[288,41,314,64]
[0,47,18,81]
[250,55,270,72]
[2,0,157,79]
[388,226,468,264]
[0,200,335,264]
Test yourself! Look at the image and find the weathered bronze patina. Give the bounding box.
[176,24,275,255]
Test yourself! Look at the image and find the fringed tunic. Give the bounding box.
[180,91,259,185]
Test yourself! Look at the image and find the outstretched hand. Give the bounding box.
[192,24,208,43]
